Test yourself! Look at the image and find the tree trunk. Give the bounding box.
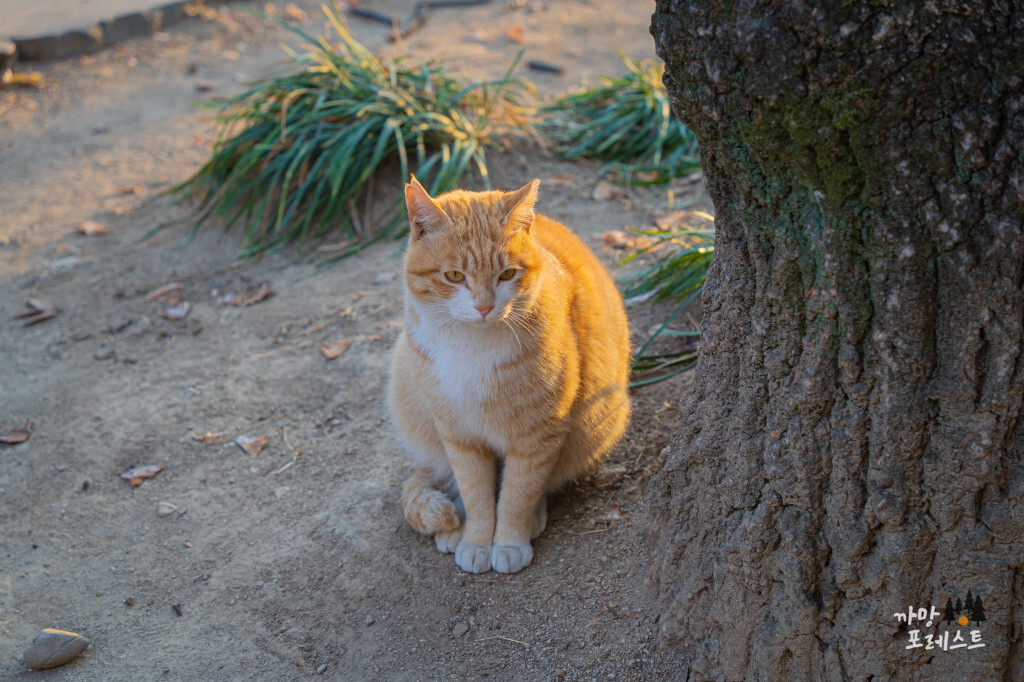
[648,1,1024,679]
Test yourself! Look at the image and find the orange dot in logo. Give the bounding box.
[958,615,969,626]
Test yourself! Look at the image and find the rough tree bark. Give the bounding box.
[648,1,1024,679]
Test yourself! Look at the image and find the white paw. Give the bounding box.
[491,543,533,574]
[454,542,492,574]
[435,527,463,553]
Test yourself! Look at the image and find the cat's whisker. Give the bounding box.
[505,309,536,337]
[502,317,524,354]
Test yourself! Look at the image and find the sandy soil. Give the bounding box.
[1,2,709,679]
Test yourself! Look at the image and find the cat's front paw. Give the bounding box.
[435,527,463,554]
[454,542,492,573]
[491,542,533,574]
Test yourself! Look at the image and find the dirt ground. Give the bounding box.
[1,1,710,679]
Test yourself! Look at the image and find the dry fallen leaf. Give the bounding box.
[654,210,694,231]
[284,3,308,22]
[78,220,106,236]
[146,282,183,304]
[14,299,59,326]
[542,173,576,186]
[1,69,43,89]
[229,283,274,307]
[0,419,31,445]
[121,464,165,486]
[321,339,353,360]
[505,25,526,44]
[602,230,634,249]
[592,180,623,201]
[235,434,269,456]
[191,431,227,445]
[159,301,190,321]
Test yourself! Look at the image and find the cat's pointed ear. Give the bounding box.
[503,179,540,233]
[405,175,450,239]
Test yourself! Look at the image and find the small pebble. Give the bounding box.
[23,629,90,670]
[157,502,177,517]
[317,663,327,674]
[452,623,469,638]
[94,346,115,360]
[364,615,375,626]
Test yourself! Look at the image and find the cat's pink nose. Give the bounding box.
[475,305,493,319]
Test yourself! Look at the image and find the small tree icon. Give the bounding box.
[943,598,956,624]
[965,590,975,614]
[955,597,963,614]
[971,597,987,626]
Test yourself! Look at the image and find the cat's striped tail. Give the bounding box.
[401,468,461,535]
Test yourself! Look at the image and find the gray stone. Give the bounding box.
[8,0,236,63]
[452,622,469,638]
[157,502,176,517]
[94,346,115,360]
[317,663,327,674]
[23,629,89,670]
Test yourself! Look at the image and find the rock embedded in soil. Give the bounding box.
[452,623,469,638]
[23,628,90,670]
[157,502,176,516]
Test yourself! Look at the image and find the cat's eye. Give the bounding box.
[498,268,517,281]
[444,270,465,283]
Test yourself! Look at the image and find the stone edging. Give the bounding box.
[7,0,240,62]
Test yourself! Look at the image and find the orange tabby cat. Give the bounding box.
[388,177,630,574]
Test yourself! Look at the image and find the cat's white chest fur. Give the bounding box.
[408,303,518,452]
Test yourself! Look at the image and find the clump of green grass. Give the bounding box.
[539,54,700,184]
[173,8,531,258]
[621,215,714,387]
